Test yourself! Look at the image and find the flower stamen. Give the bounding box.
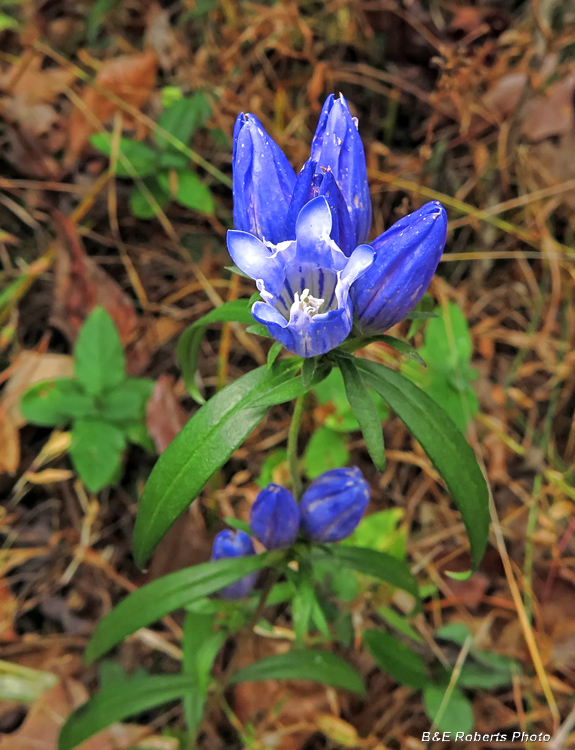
[291,288,325,318]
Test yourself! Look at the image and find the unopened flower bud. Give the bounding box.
[250,483,300,549]
[211,529,257,599]
[300,467,370,543]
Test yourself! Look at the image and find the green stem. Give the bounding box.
[287,394,305,499]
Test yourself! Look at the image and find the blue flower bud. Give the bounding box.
[250,484,300,549]
[211,529,257,599]
[286,160,356,256]
[232,113,297,244]
[350,201,448,334]
[300,467,370,543]
[310,94,371,247]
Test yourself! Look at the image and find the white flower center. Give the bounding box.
[291,288,325,318]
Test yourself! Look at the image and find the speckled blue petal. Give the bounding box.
[351,201,448,334]
[310,95,371,246]
[233,114,296,244]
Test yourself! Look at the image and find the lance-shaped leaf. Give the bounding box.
[228,650,365,696]
[134,359,308,567]
[355,358,489,570]
[338,355,385,470]
[312,545,420,602]
[85,553,274,664]
[58,673,200,750]
[177,298,255,402]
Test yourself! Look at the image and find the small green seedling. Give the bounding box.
[90,93,215,219]
[402,301,479,432]
[21,306,154,492]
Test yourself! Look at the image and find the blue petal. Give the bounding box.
[310,95,371,246]
[286,159,316,238]
[295,195,333,251]
[351,201,447,333]
[318,170,355,257]
[310,94,335,161]
[227,230,286,298]
[232,115,296,244]
[340,243,374,287]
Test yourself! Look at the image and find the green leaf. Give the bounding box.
[85,553,273,664]
[130,179,170,219]
[304,427,349,479]
[229,650,365,696]
[99,378,154,422]
[21,379,96,426]
[0,12,19,31]
[420,303,473,371]
[267,341,283,368]
[223,517,253,535]
[404,311,439,320]
[58,673,199,750]
[177,299,255,401]
[182,612,225,739]
[457,662,514,690]
[155,93,212,150]
[363,629,429,689]
[313,368,388,433]
[423,684,474,734]
[245,323,272,337]
[74,306,126,396]
[344,508,406,559]
[70,418,126,492]
[292,575,315,642]
[257,449,288,488]
[157,150,189,171]
[355,359,489,570]
[301,357,318,389]
[377,605,423,643]
[338,356,386,470]
[157,170,214,214]
[89,134,158,177]
[133,360,303,566]
[312,545,419,602]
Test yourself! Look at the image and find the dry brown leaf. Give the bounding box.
[521,71,575,142]
[0,581,19,642]
[3,351,74,427]
[233,634,334,750]
[0,679,159,750]
[0,408,20,475]
[146,375,188,454]
[50,212,152,374]
[0,56,75,178]
[145,3,189,73]
[66,50,158,165]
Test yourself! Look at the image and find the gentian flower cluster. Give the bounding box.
[229,94,448,356]
[211,466,370,599]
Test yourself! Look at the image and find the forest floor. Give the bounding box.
[1,1,575,748]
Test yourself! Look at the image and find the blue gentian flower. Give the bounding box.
[351,201,448,334]
[232,113,297,244]
[308,94,371,248]
[300,467,370,543]
[227,196,374,357]
[211,529,258,599]
[250,483,300,549]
